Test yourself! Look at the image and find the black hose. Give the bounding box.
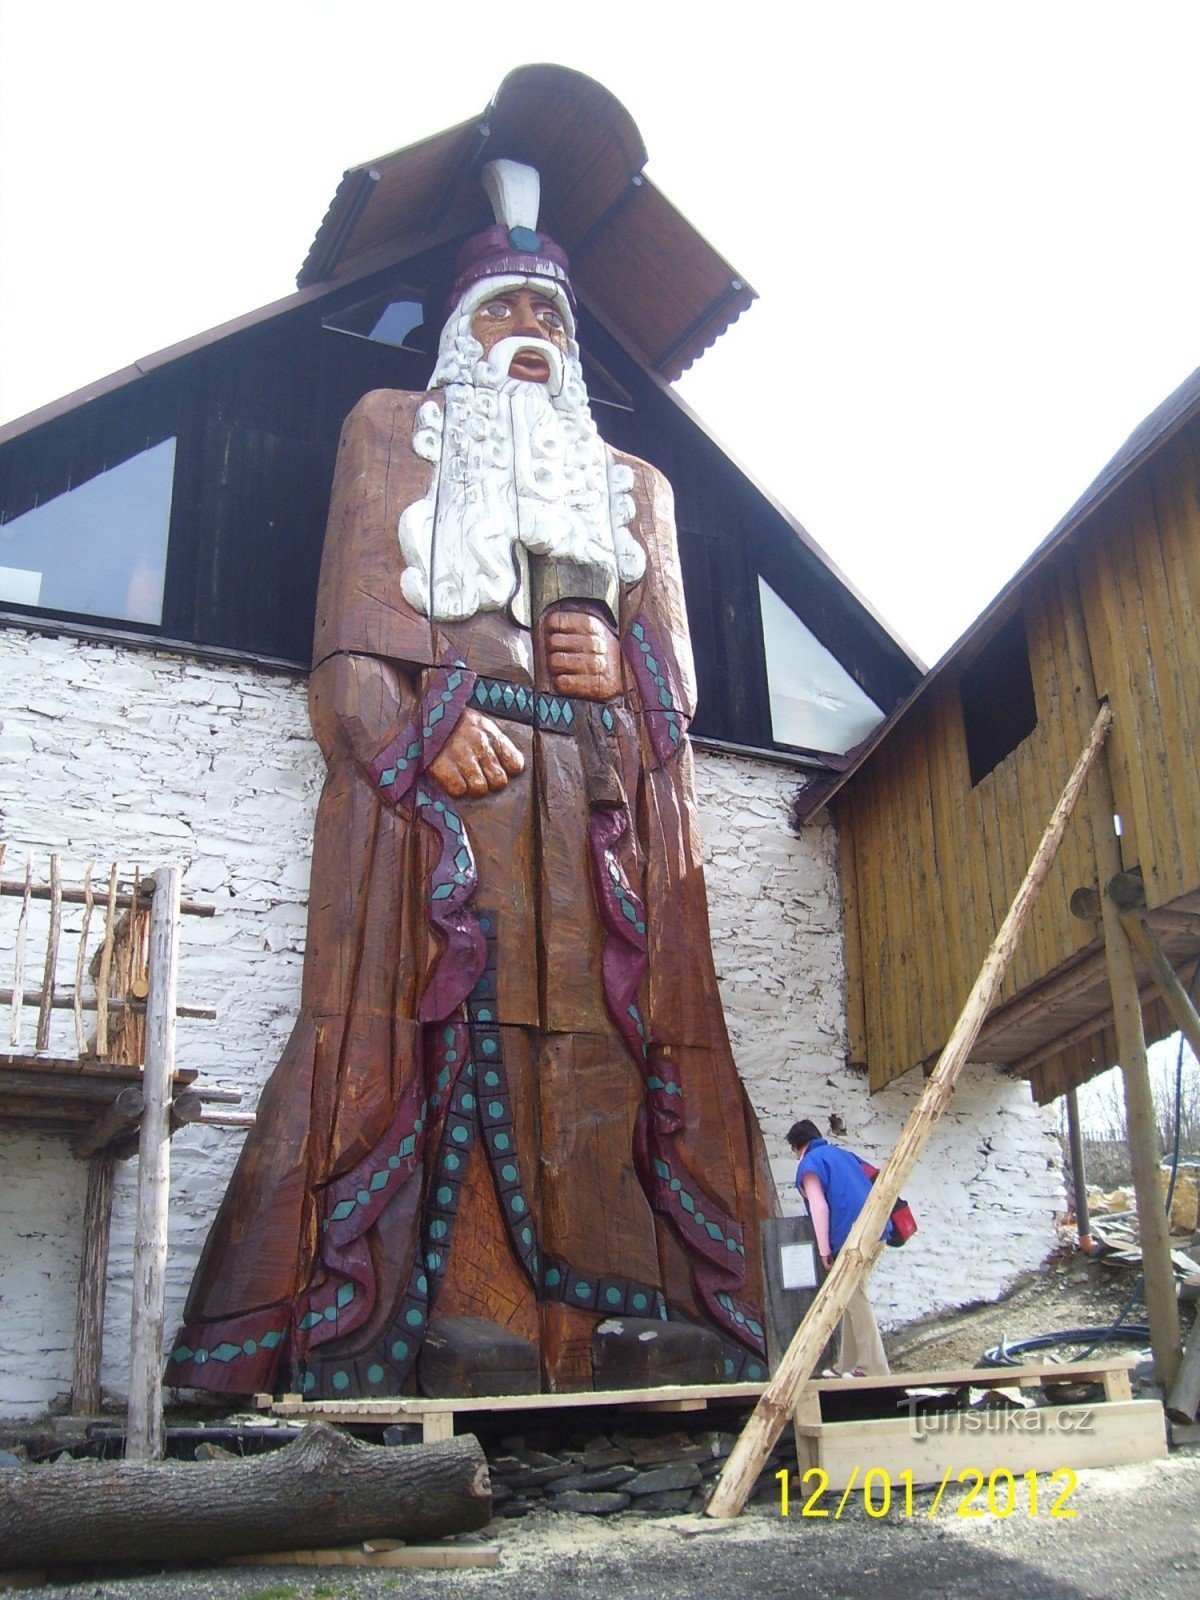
[981,1325,1152,1367]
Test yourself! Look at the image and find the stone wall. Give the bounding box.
[0,625,1059,1416]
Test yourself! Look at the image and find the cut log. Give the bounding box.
[1166,1314,1200,1425]
[0,1423,491,1568]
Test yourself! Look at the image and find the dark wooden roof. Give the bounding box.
[298,64,756,381]
[797,362,1200,819]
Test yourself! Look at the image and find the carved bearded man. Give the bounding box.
[171,162,774,1399]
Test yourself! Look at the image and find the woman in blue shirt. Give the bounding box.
[787,1119,891,1376]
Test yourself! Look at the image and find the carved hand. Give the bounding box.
[546,609,623,702]
[427,708,525,798]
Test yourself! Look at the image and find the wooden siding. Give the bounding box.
[839,425,1200,1100]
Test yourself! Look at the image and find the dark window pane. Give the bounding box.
[960,608,1038,785]
[0,437,175,626]
[324,292,429,353]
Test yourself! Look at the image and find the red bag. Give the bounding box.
[861,1161,919,1247]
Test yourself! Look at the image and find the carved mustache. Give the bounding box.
[477,335,566,396]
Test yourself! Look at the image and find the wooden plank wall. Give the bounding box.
[839,425,1200,1096]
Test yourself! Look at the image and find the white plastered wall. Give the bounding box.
[0,626,1059,1417]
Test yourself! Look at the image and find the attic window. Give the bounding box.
[0,437,176,627]
[323,291,429,353]
[960,609,1038,785]
[758,577,884,753]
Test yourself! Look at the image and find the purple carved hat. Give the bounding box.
[445,160,575,316]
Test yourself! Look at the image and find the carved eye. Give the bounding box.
[480,301,511,320]
[537,307,564,332]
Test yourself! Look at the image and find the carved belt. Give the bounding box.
[469,675,621,737]
[471,676,625,806]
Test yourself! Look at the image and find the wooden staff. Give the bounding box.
[73,861,95,1055]
[706,703,1114,1520]
[35,854,63,1050]
[95,863,119,1059]
[9,857,32,1048]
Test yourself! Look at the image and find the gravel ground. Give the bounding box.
[4,1249,1195,1599]
[2,1449,1198,1600]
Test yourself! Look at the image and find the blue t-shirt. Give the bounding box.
[796,1137,892,1254]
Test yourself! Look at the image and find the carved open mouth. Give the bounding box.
[507,346,552,381]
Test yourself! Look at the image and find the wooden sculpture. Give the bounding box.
[170,161,774,1399]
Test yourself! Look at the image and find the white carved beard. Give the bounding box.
[398,283,645,622]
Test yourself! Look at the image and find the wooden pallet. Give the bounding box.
[259,1380,767,1442]
[792,1357,1166,1489]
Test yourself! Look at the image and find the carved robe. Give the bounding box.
[170,388,774,1397]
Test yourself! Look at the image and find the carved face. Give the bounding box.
[469,287,569,383]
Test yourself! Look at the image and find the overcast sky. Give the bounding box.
[3,1,1199,666]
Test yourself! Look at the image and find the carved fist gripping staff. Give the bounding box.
[170,160,775,1400]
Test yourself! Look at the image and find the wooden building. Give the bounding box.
[801,364,1200,1107]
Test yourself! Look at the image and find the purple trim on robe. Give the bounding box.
[413,783,487,1022]
[621,616,687,767]
[587,804,765,1357]
[364,660,478,807]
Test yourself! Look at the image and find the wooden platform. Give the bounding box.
[259,1380,768,1442]
[792,1358,1166,1489]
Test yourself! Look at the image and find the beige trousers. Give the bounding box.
[838,1283,890,1375]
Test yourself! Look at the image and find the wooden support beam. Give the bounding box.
[125,866,180,1463]
[71,1153,116,1415]
[1065,1087,1093,1251]
[1114,903,1200,1067]
[0,988,216,1022]
[1097,884,1183,1389]
[705,704,1114,1520]
[71,1085,145,1159]
[0,877,216,916]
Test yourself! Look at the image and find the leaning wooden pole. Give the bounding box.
[706,703,1113,1519]
[125,866,180,1461]
[1097,892,1182,1390]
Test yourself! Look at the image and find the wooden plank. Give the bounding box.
[923,684,976,1050]
[71,1153,115,1415]
[1108,488,1186,901]
[906,713,949,1067]
[266,1379,767,1424]
[838,792,867,1067]
[125,866,181,1462]
[1024,577,1094,960]
[1132,464,1200,896]
[1078,516,1162,889]
[807,1399,1165,1491]
[229,1543,501,1570]
[706,705,1114,1519]
[804,1357,1133,1392]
